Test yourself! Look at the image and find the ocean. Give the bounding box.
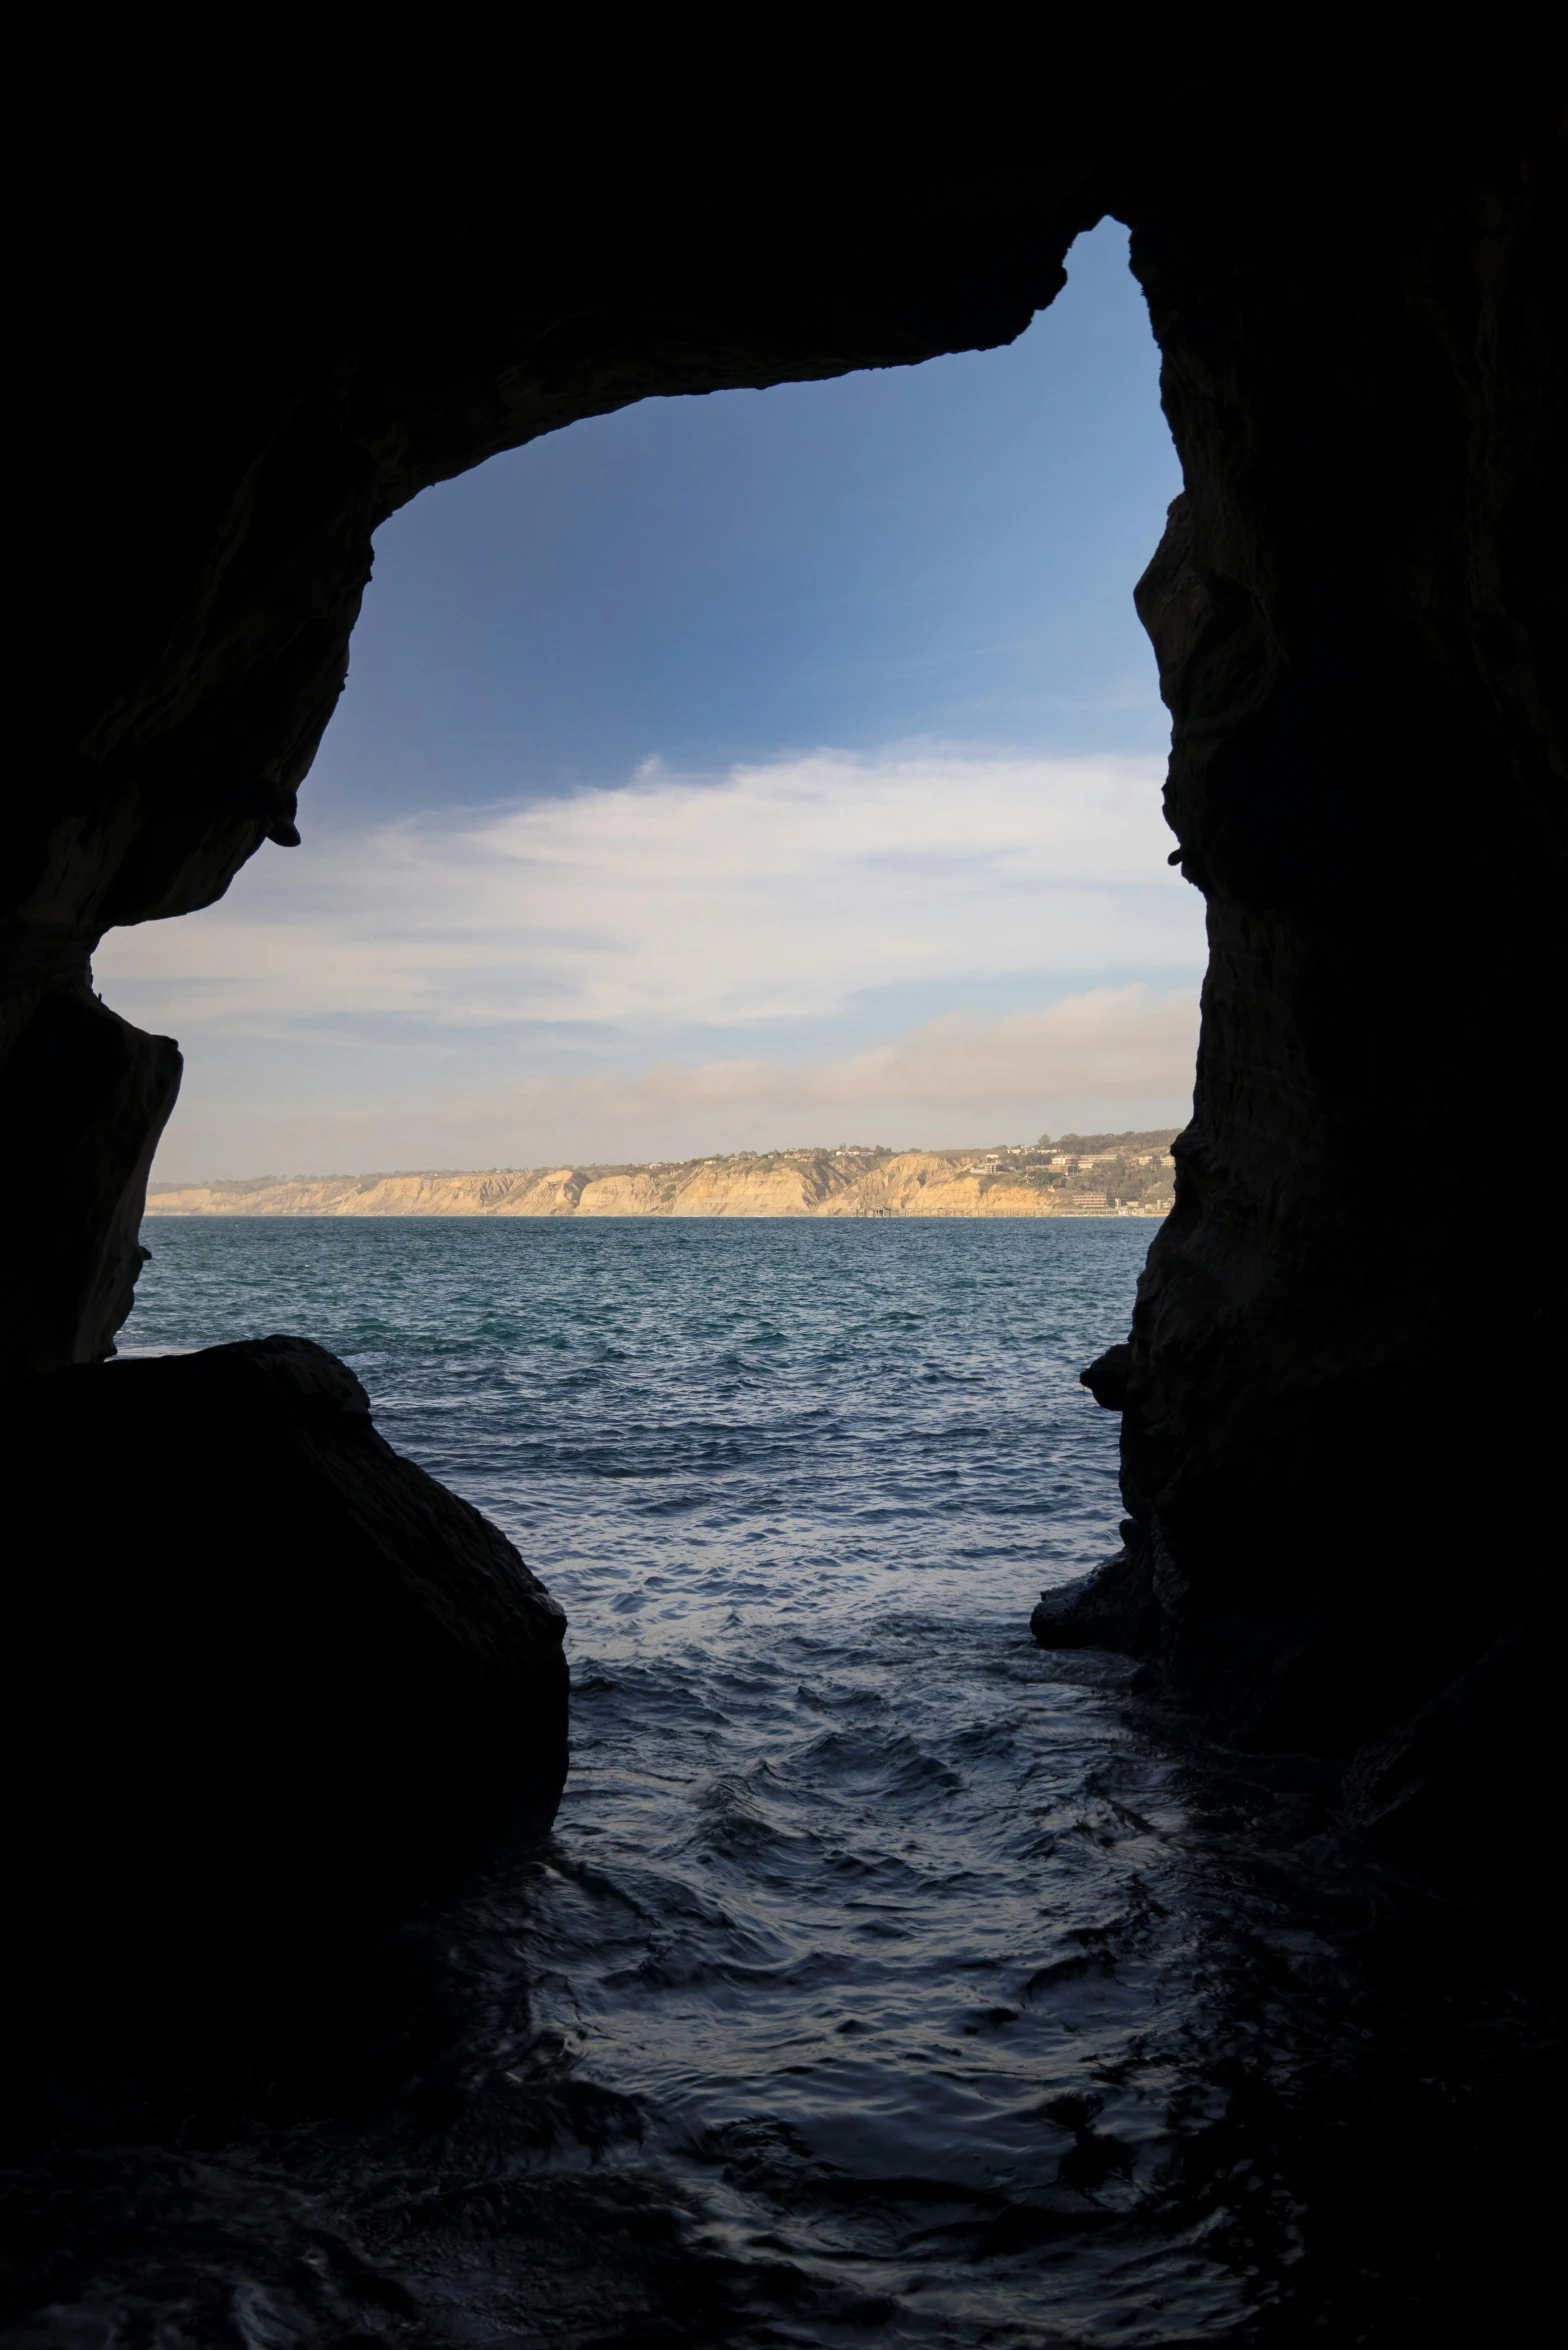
[9,1217,1511,2347]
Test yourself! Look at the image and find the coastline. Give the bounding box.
[145,1143,1176,1223]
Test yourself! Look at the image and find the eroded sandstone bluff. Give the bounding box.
[145,1138,1177,1222]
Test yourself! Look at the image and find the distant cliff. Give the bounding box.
[145,1137,1178,1220]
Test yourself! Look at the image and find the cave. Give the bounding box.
[4,33,1562,2343]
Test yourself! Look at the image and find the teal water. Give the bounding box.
[34,1218,1367,2345]
[125,1215,1149,1625]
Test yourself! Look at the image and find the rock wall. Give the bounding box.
[2,984,181,1379]
[6,42,1563,1796]
[1099,106,1566,1756]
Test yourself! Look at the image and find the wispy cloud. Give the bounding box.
[541,987,1199,1117]
[455,982,1200,1158]
[97,747,1199,1039]
[142,986,1200,1177]
[95,748,1203,1175]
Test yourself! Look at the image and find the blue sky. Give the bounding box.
[99,221,1202,1177]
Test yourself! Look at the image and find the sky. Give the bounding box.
[96,221,1201,1179]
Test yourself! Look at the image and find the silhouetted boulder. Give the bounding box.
[2,1338,567,1963]
[1079,1345,1132,1412]
[1031,1538,1159,1655]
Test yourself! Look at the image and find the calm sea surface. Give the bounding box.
[15,1217,1512,2347]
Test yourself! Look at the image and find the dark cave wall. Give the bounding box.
[1115,120,1565,1747]
[0,986,180,1378]
[4,51,1562,1766]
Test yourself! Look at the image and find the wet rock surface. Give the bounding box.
[1030,1535,1157,1656]
[1,1338,567,1989]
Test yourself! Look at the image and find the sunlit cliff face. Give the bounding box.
[138,1138,1180,1221]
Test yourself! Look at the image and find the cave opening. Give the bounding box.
[4,58,1560,2344]
[71,234,1205,2159]
[94,219,1194,1198]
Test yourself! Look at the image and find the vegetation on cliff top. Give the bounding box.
[147,1133,1179,1220]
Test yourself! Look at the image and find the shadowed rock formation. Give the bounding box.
[1,985,181,1379]
[1033,107,1565,1811]
[2,1338,567,1972]
[5,37,1563,1860]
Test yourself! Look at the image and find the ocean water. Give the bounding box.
[7,1219,1536,2348]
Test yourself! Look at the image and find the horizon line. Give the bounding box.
[148,1129,1182,1190]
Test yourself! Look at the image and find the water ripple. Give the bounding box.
[3,1219,1546,2347]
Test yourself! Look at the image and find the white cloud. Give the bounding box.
[563,987,1198,1114]
[96,747,1204,1176]
[149,986,1199,1176]
[96,747,1200,1038]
